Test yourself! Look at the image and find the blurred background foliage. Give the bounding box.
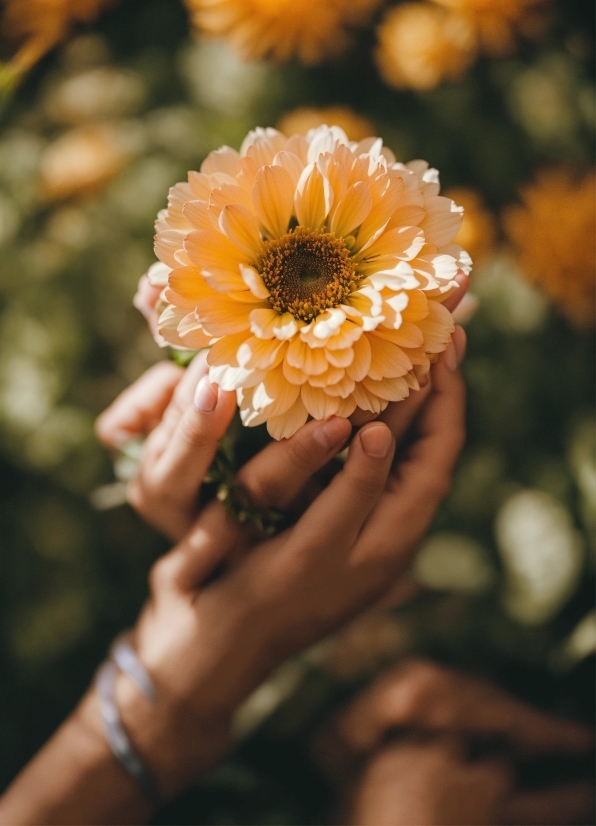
[0,0,594,822]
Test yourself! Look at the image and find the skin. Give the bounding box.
[0,314,469,825]
[314,660,594,826]
[95,274,470,541]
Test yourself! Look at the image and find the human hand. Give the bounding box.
[96,352,237,541]
[315,659,594,825]
[90,332,465,798]
[97,274,469,542]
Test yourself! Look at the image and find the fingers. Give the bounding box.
[95,361,183,448]
[287,423,396,557]
[156,417,353,591]
[350,341,466,570]
[330,659,594,759]
[500,781,595,825]
[125,353,237,541]
[147,500,241,596]
[351,270,468,434]
[442,270,469,314]
[378,324,466,445]
[236,416,352,511]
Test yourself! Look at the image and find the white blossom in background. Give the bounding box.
[495,489,584,624]
[473,253,548,334]
[415,531,495,593]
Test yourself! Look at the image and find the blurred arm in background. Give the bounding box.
[315,659,594,826]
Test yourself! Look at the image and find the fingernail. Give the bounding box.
[194,375,218,412]
[360,424,392,459]
[313,416,351,451]
[443,341,458,372]
[453,325,467,364]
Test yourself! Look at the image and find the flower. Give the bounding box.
[375,3,476,92]
[152,125,470,439]
[430,0,549,57]
[503,169,595,330]
[277,107,376,144]
[184,0,384,65]
[1,0,115,79]
[444,187,497,266]
[40,123,135,201]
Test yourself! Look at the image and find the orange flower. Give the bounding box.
[184,0,384,65]
[375,3,476,92]
[151,126,471,439]
[430,0,549,56]
[2,0,115,77]
[504,169,595,330]
[40,124,133,201]
[444,187,497,267]
[277,107,376,144]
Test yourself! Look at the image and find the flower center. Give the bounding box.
[257,227,358,322]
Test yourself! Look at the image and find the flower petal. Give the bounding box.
[155,229,186,268]
[201,146,241,177]
[196,295,258,336]
[362,375,410,402]
[253,164,294,239]
[295,163,332,230]
[287,337,329,375]
[307,365,345,387]
[219,204,262,258]
[183,199,211,231]
[237,336,286,370]
[267,395,309,440]
[301,384,341,419]
[169,266,217,302]
[207,331,249,366]
[329,181,372,237]
[253,366,300,416]
[420,195,464,247]
[352,382,388,414]
[368,334,412,379]
[346,333,371,381]
[375,321,424,348]
[418,300,454,353]
[240,265,270,299]
[184,229,247,292]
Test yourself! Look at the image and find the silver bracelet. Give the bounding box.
[95,637,162,809]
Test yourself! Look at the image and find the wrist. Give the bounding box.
[112,669,233,800]
[0,692,151,826]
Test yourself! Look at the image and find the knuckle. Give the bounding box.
[348,465,386,501]
[242,473,278,509]
[148,555,175,595]
[178,411,207,448]
[289,435,319,473]
[126,479,147,513]
[397,659,450,713]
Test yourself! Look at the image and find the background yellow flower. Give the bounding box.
[184,0,384,64]
[430,0,551,56]
[375,3,476,92]
[1,0,115,78]
[444,187,498,267]
[503,169,595,330]
[276,106,376,144]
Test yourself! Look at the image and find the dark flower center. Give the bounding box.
[257,227,357,322]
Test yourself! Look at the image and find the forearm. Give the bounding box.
[0,690,151,826]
